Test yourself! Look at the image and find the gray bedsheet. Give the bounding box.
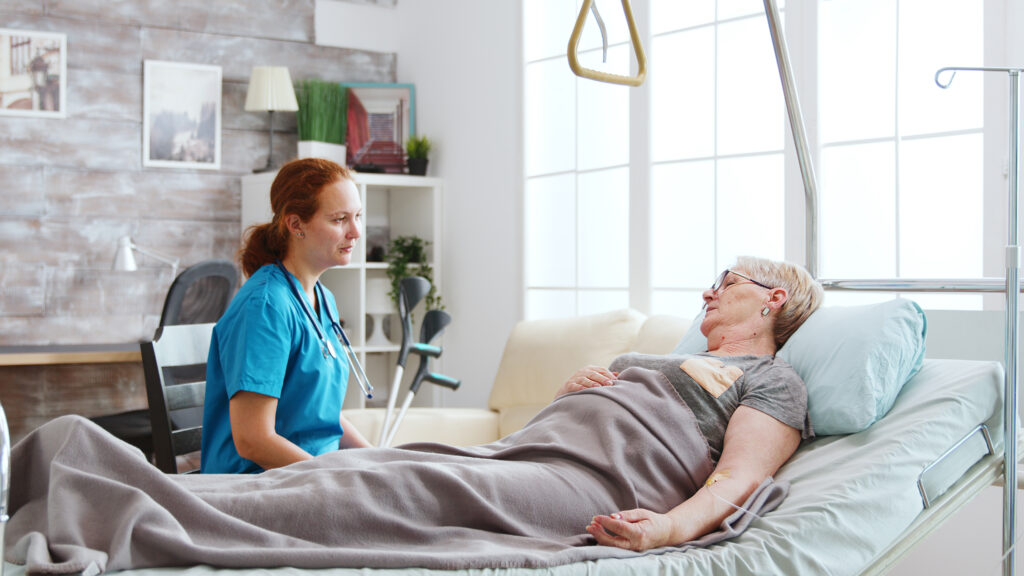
[4,366,788,575]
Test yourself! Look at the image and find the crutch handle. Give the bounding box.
[410,343,442,358]
[425,373,461,391]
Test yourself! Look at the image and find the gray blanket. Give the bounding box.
[5,366,789,575]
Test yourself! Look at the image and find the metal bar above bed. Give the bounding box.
[762,1,1023,574]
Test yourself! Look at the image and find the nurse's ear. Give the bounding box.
[284,214,305,239]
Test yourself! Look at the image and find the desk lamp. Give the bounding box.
[112,236,180,278]
[245,66,299,172]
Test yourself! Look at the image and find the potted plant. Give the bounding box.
[385,235,443,313]
[296,79,348,165]
[405,134,432,176]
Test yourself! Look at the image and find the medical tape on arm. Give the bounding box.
[705,470,764,520]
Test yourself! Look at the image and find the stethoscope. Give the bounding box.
[276,261,374,399]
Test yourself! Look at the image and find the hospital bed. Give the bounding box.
[1,0,1022,574]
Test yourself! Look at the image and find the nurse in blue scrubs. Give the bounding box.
[201,157,372,474]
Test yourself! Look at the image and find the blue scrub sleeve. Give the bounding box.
[219,293,292,399]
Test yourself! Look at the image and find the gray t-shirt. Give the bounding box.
[609,353,813,462]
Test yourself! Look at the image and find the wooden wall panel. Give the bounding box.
[0,117,140,171]
[47,0,316,43]
[0,265,46,317]
[0,0,397,353]
[0,165,45,217]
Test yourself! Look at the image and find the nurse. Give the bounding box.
[201,157,372,474]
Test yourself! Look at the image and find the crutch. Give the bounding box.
[378,276,434,446]
[381,308,461,447]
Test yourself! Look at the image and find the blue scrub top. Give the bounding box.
[201,264,350,474]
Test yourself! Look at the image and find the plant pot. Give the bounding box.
[298,141,347,166]
[407,157,429,176]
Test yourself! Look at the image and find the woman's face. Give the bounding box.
[699,268,771,337]
[295,177,362,271]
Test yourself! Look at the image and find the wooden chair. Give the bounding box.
[142,323,215,473]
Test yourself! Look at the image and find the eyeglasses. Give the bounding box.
[708,269,773,296]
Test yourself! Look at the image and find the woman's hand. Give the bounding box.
[554,366,619,398]
[587,508,676,551]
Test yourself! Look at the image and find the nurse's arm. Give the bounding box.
[229,390,313,469]
[339,413,372,448]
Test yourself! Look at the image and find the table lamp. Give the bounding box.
[245,66,299,172]
[365,277,394,347]
[112,236,180,278]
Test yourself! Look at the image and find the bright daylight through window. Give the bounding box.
[524,0,991,320]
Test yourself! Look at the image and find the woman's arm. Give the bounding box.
[229,391,314,469]
[338,413,372,448]
[587,405,800,550]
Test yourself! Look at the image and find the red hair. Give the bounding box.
[239,158,353,277]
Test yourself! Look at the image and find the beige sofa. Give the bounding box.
[343,308,691,447]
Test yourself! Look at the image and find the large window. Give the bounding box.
[523,0,998,320]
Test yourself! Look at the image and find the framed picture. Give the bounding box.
[343,82,415,171]
[143,60,222,170]
[0,29,67,118]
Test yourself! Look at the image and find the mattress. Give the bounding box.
[2,358,1003,576]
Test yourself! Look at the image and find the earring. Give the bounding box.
[296,231,306,239]
[761,306,770,317]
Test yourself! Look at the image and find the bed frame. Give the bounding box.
[0,2,1018,575]
[760,1,1023,574]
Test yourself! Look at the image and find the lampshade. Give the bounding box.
[244,66,299,112]
[366,277,394,314]
[112,236,138,271]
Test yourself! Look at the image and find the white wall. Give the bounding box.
[317,0,522,409]
[393,0,523,409]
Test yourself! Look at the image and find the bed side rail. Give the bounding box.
[918,425,994,508]
[1,401,9,576]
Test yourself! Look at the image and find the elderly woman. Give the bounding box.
[570,256,822,551]
[5,257,822,573]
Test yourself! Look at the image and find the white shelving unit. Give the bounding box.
[241,171,443,410]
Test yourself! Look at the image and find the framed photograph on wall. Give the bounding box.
[343,82,415,171]
[0,29,67,118]
[143,60,222,170]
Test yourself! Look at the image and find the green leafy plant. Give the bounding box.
[296,79,347,145]
[385,235,443,312]
[405,134,432,159]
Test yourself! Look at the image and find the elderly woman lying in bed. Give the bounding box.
[5,257,821,574]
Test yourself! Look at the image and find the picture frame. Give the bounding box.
[0,29,67,118]
[143,60,222,170]
[342,82,415,170]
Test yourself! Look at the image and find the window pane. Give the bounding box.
[577,0,633,52]
[651,28,715,161]
[820,142,896,278]
[651,160,715,287]
[651,0,714,34]
[526,289,576,320]
[716,154,784,269]
[525,174,576,287]
[899,134,983,278]
[718,0,774,21]
[911,293,983,311]
[525,59,575,176]
[579,289,629,316]
[651,289,705,317]
[578,45,630,170]
[898,0,983,136]
[578,167,629,288]
[523,0,578,62]
[717,17,784,156]
[819,0,896,143]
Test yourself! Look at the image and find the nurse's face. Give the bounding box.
[298,177,362,271]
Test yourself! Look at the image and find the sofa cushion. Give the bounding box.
[634,314,691,354]
[488,308,646,437]
[342,407,500,447]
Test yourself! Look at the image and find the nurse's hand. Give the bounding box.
[554,366,618,398]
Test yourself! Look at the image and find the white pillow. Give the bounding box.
[671,298,927,435]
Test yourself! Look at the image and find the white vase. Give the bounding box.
[297,141,347,166]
